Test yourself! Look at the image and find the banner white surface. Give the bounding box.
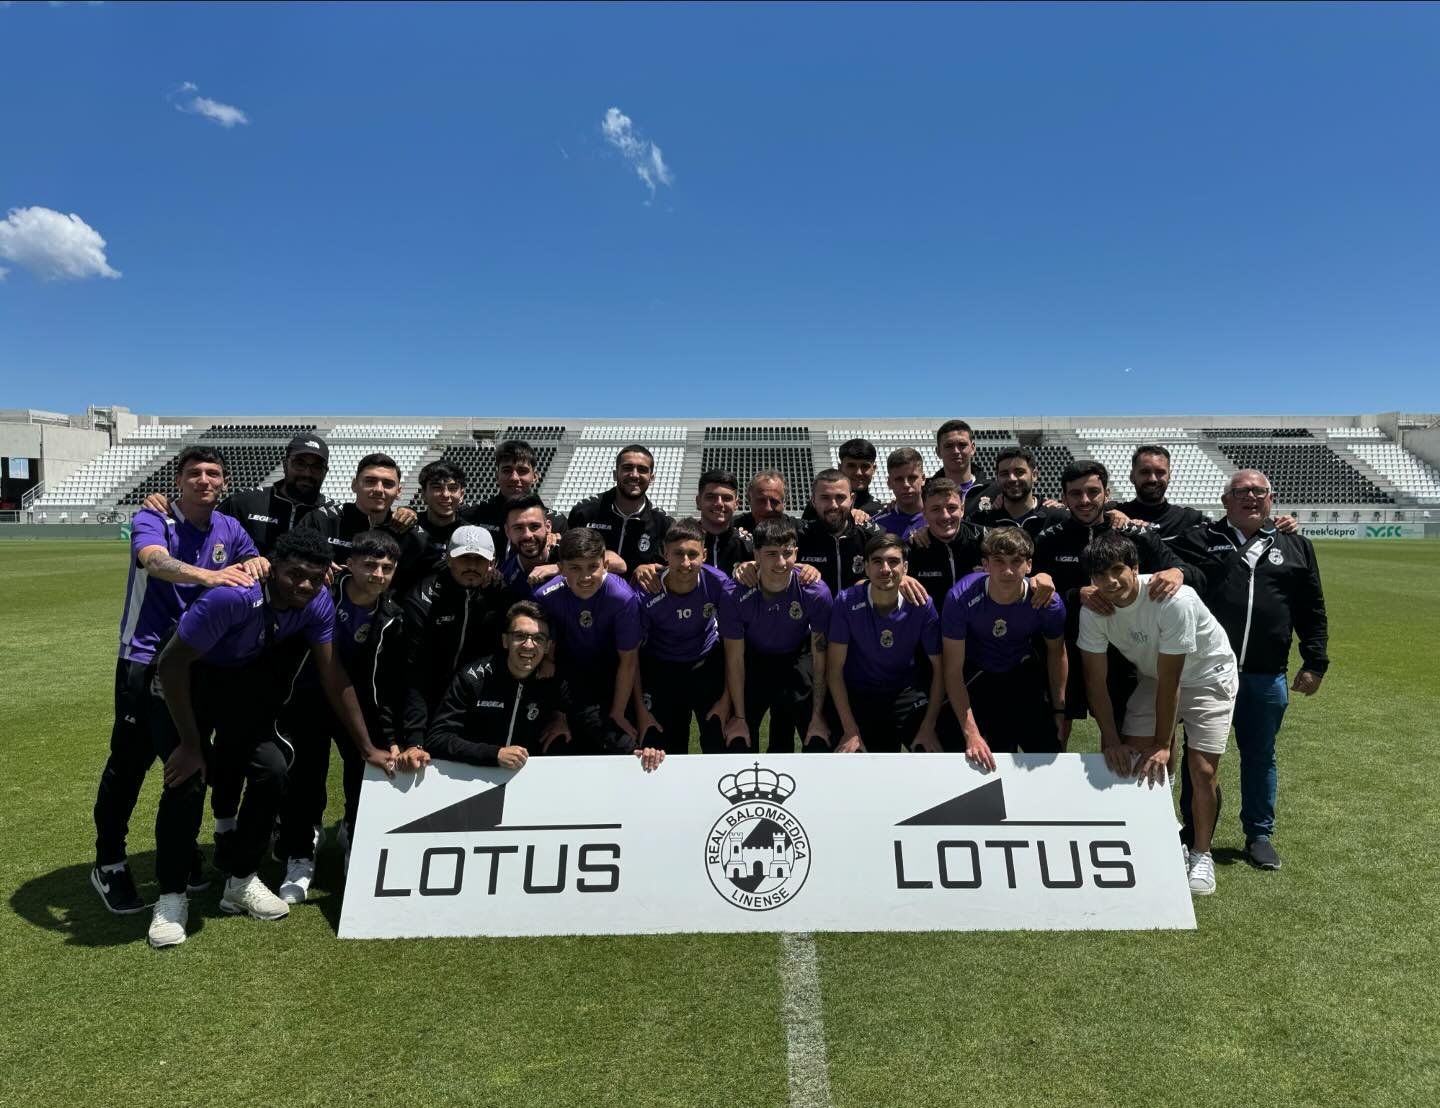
[1300,522,1426,539]
[338,754,1196,939]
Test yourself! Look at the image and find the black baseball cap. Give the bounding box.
[285,434,329,463]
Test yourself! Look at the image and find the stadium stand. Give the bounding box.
[1342,442,1440,501]
[504,425,565,442]
[125,424,194,441]
[704,446,815,502]
[35,444,165,507]
[1204,428,1312,439]
[1327,426,1385,439]
[329,424,440,440]
[827,428,942,474]
[579,425,687,442]
[199,424,317,441]
[1214,442,1390,504]
[1031,444,1076,502]
[705,426,809,442]
[1077,426,1192,440]
[549,445,686,514]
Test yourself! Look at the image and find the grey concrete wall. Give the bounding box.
[1402,428,1440,472]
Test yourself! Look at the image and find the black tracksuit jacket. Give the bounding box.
[219,483,335,556]
[904,523,987,609]
[425,653,570,765]
[399,570,512,745]
[1173,520,1329,676]
[1116,498,1208,543]
[567,489,673,574]
[796,516,878,597]
[298,502,431,593]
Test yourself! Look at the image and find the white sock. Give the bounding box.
[214,817,237,835]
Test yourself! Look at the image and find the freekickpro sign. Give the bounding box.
[338,754,1196,939]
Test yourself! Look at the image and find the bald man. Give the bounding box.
[1174,470,1329,871]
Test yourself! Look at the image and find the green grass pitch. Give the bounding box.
[1,539,1437,1106]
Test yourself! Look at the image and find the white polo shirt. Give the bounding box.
[1078,577,1236,688]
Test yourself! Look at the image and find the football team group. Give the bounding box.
[87,421,1328,947]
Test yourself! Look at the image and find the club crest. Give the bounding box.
[705,764,811,913]
[579,610,594,628]
[788,600,804,621]
[992,618,1008,638]
[211,542,227,565]
[880,628,895,648]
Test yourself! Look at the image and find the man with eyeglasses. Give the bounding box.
[1174,470,1329,872]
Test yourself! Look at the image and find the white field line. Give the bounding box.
[779,931,833,1108]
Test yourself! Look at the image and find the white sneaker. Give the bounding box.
[1187,850,1217,896]
[1181,843,1191,873]
[148,893,189,949]
[220,873,290,920]
[279,858,315,904]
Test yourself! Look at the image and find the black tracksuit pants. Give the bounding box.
[151,663,291,894]
[743,647,823,754]
[641,650,743,755]
[275,693,365,860]
[964,655,1061,753]
[93,658,160,867]
[829,685,931,753]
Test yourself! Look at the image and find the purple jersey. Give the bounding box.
[333,586,378,669]
[736,572,833,656]
[176,581,334,669]
[118,506,258,664]
[499,551,556,600]
[870,507,924,540]
[829,583,941,693]
[942,572,1066,672]
[639,564,743,663]
[535,572,642,663]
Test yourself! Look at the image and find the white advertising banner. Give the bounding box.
[338,754,1196,939]
[1300,522,1426,539]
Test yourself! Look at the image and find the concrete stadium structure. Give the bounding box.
[4,407,1440,530]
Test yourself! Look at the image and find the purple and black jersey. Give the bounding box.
[332,586,379,670]
[535,572,642,664]
[118,506,259,664]
[175,581,334,669]
[942,571,1066,672]
[829,584,941,694]
[736,571,833,656]
[639,564,743,664]
[869,506,924,540]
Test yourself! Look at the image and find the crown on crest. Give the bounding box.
[718,763,796,806]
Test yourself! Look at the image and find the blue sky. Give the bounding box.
[2,1,1437,418]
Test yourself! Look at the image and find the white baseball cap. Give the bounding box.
[447,525,495,561]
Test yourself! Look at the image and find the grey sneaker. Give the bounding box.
[1246,836,1282,870]
[220,874,290,920]
[1187,850,1216,896]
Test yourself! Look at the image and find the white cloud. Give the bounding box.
[171,81,249,128]
[601,107,674,198]
[0,206,121,281]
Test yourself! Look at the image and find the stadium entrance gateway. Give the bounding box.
[339,755,1194,938]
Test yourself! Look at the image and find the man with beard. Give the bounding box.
[498,495,559,599]
[567,444,674,577]
[803,439,879,522]
[299,453,430,593]
[400,526,512,748]
[797,469,880,597]
[932,420,1001,517]
[969,447,1069,532]
[1116,445,1208,541]
[1032,460,1201,734]
[869,448,928,538]
[460,439,566,560]
[141,435,341,555]
[734,469,797,532]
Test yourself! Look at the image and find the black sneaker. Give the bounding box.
[187,847,211,893]
[91,863,146,915]
[1245,836,1282,870]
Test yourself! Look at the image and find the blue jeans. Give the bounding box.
[1233,672,1289,840]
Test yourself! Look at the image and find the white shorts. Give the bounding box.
[1123,668,1238,755]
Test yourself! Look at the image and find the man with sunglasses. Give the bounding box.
[1174,471,1328,872]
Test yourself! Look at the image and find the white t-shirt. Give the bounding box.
[1077,577,1236,687]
